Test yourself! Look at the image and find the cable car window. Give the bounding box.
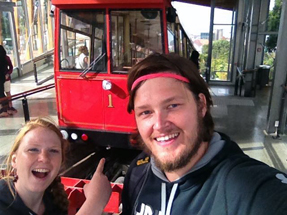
[168,29,175,53]
[110,10,163,74]
[59,10,106,73]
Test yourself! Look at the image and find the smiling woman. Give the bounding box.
[0,117,111,215]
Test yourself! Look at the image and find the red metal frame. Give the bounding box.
[61,177,123,214]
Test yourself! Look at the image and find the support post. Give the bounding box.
[33,63,38,84]
[22,97,30,122]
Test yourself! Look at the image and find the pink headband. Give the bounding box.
[131,73,190,90]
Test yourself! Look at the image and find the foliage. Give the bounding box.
[211,40,230,71]
[1,13,10,40]
[201,39,230,80]
[266,0,282,52]
[263,51,275,80]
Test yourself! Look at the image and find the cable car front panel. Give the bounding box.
[53,2,168,147]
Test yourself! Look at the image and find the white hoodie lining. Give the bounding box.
[161,183,178,215]
[161,183,166,215]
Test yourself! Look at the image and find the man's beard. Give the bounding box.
[143,109,205,172]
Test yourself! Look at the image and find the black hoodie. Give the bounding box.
[0,180,65,215]
[122,132,287,215]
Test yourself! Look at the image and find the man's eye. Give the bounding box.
[168,104,178,109]
[140,110,151,116]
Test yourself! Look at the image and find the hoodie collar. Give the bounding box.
[151,132,225,182]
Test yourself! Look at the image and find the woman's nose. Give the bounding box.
[38,150,49,162]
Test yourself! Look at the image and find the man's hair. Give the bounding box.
[127,53,214,142]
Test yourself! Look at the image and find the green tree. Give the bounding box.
[211,39,229,72]
[266,0,282,52]
[201,39,230,80]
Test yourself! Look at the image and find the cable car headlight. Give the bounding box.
[71,133,78,140]
[102,80,112,90]
[60,130,68,139]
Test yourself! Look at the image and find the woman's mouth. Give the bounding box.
[32,168,50,179]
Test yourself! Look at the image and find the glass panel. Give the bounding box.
[214,7,233,24]
[41,0,49,52]
[210,5,235,82]
[60,10,106,72]
[174,27,179,54]
[111,15,124,71]
[179,28,183,56]
[263,35,275,81]
[14,3,31,63]
[30,1,43,57]
[172,2,210,78]
[110,10,163,73]
[168,28,175,53]
[210,24,234,81]
[0,11,14,62]
[267,0,282,33]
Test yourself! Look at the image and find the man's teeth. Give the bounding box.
[156,133,179,142]
[33,169,49,173]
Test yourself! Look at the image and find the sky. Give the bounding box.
[172,2,233,37]
[172,0,276,38]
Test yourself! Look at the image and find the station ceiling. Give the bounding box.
[173,0,237,10]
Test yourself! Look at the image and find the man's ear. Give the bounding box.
[198,93,207,117]
[11,154,17,169]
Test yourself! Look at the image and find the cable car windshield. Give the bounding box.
[59,10,106,73]
[111,9,164,74]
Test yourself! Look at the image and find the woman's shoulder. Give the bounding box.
[0,179,11,195]
[0,179,32,215]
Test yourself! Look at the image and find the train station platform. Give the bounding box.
[1,66,287,173]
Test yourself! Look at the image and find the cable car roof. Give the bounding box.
[172,0,237,10]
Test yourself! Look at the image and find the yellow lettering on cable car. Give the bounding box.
[108,94,114,108]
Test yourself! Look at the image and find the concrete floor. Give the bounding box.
[1,67,287,172]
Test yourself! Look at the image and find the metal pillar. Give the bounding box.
[267,0,287,133]
[22,97,30,122]
[206,0,215,83]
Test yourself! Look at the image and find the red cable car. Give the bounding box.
[50,0,195,212]
[52,0,195,176]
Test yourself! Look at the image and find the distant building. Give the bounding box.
[215,29,224,40]
[200,32,216,40]
[201,32,209,39]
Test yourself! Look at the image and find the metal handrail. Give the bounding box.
[0,83,55,103]
[0,83,55,122]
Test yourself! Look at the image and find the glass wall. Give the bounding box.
[0,0,55,73]
[210,7,235,81]
[0,1,19,70]
[0,10,13,57]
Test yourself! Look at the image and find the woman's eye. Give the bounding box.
[28,148,39,152]
[50,149,60,154]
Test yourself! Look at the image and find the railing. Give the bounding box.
[32,49,54,85]
[0,83,55,122]
[234,67,244,96]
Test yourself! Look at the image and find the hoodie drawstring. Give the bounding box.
[161,183,178,215]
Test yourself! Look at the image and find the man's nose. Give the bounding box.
[153,111,168,131]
